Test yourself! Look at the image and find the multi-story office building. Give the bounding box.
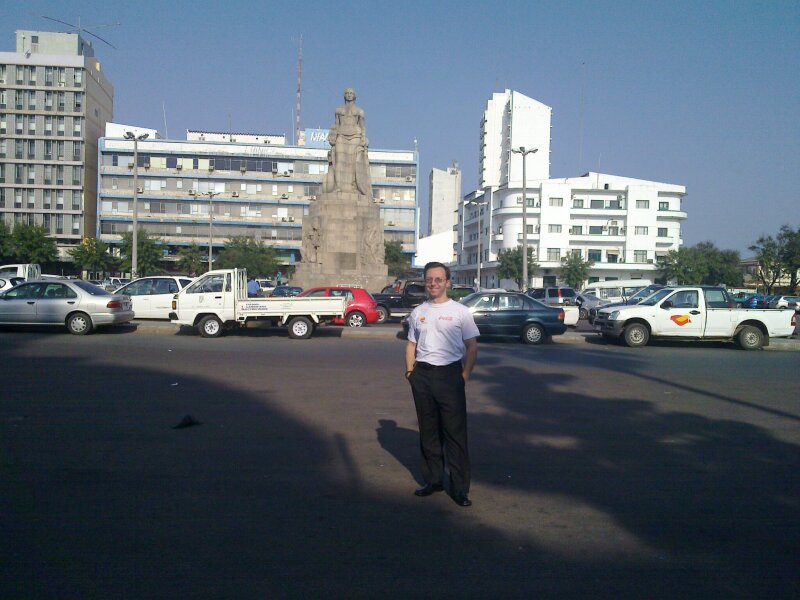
[97,127,418,266]
[454,89,687,289]
[0,30,113,258]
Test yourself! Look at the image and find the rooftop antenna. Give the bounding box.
[294,34,303,146]
[40,15,120,49]
[162,100,169,139]
[578,61,586,173]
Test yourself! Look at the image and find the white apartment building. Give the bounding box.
[0,30,114,259]
[427,161,461,236]
[97,127,418,267]
[453,89,686,289]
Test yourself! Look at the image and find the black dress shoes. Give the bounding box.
[452,492,472,507]
[414,483,444,497]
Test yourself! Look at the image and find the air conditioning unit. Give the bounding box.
[609,220,618,227]
[283,171,291,176]
[208,165,214,171]
[188,190,196,195]
[309,195,317,201]
[232,191,239,197]
[271,169,278,174]
[176,164,182,170]
[602,226,609,231]
[288,216,295,222]
[620,227,626,234]
[281,217,287,222]
[387,221,396,226]
[144,164,150,170]
[240,165,247,172]
[136,187,143,194]
[127,163,133,169]
[58,155,64,160]
[405,176,413,182]
[280,193,289,199]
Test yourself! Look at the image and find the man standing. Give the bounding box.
[405,262,479,507]
[247,277,261,298]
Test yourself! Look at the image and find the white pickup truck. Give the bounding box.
[594,286,797,350]
[169,268,346,339]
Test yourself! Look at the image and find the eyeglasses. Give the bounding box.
[425,278,447,285]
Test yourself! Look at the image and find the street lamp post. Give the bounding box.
[465,196,486,290]
[202,190,220,271]
[124,131,149,279]
[511,146,538,291]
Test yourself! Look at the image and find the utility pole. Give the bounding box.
[203,190,221,271]
[124,131,149,278]
[511,146,537,291]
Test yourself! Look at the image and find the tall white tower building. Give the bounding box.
[479,89,551,189]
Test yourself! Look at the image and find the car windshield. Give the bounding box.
[639,288,675,306]
[73,280,111,295]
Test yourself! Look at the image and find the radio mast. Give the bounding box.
[295,35,303,145]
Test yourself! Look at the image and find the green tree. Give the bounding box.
[748,235,783,293]
[559,252,593,289]
[384,240,411,277]
[0,222,13,261]
[176,244,207,276]
[694,241,743,286]
[69,237,118,276]
[119,229,165,277]
[659,247,705,284]
[777,224,800,293]
[215,237,279,277]
[10,223,58,266]
[497,246,538,290]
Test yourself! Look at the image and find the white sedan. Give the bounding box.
[0,276,25,293]
[114,276,194,319]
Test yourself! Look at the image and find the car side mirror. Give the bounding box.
[661,300,673,310]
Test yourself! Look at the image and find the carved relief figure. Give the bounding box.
[302,226,323,263]
[324,88,373,197]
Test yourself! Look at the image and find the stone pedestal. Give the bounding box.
[292,190,391,292]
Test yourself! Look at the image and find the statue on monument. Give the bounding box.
[324,88,373,198]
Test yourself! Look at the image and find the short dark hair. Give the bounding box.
[424,262,450,280]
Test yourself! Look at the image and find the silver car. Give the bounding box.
[0,279,134,335]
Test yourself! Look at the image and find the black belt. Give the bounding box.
[415,361,461,370]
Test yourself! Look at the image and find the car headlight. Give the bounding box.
[609,311,620,320]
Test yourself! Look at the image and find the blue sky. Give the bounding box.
[4,0,798,255]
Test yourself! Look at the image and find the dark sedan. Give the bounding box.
[271,285,303,297]
[461,291,567,344]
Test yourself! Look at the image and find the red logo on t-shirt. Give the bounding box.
[439,316,453,321]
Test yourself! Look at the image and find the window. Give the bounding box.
[72,190,81,210]
[590,199,604,209]
[588,249,602,262]
[549,197,563,207]
[589,226,604,235]
[572,198,584,208]
[658,228,668,237]
[548,224,562,233]
[57,190,64,209]
[43,190,52,209]
[73,92,83,111]
[498,294,524,310]
[659,201,669,211]
[57,116,65,136]
[634,226,648,235]
[634,251,648,263]
[547,248,560,261]
[608,199,621,209]
[74,70,83,87]
[607,253,618,263]
[636,199,649,209]
[570,225,582,235]
[27,189,35,208]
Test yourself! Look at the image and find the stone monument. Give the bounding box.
[292,88,390,291]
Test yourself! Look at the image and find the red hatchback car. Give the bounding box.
[297,286,380,327]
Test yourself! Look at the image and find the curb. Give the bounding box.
[125,321,800,351]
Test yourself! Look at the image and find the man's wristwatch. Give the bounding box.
[405,370,413,379]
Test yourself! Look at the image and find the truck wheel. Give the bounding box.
[198,315,223,338]
[347,311,366,328]
[522,323,546,345]
[737,325,763,350]
[66,312,93,335]
[623,323,649,347]
[288,316,313,339]
[376,306,389,324]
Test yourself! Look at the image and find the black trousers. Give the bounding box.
[409,361,470,494]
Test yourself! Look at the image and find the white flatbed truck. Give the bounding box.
[169,268,346,339]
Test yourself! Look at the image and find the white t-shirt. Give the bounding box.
[407,299,480,366]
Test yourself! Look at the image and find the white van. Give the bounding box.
[581,279,652,304]
[0,264,41,281]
